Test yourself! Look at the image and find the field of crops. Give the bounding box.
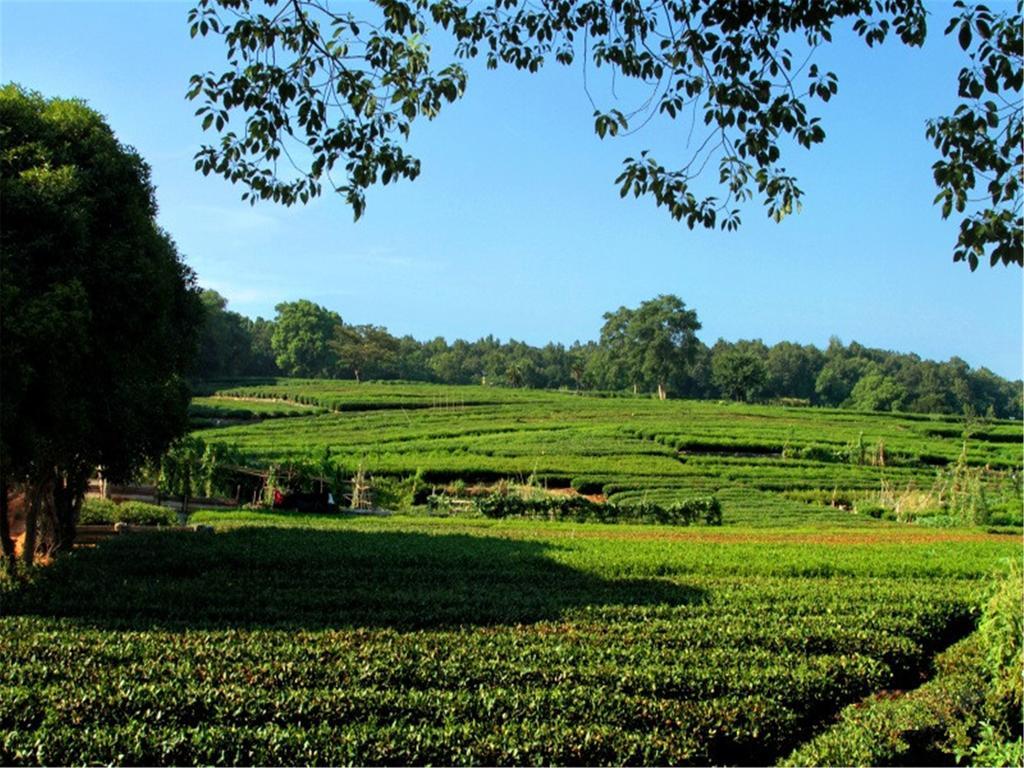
[3,380,1019,765]
[191,379,1023,526]
[2,512,1018,765]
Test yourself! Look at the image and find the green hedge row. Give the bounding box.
[79,499,179,527]
[188,404,321,420]
[468,493,722,526]
[782,563,1023,766]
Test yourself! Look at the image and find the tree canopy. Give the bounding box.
[331,323,402,383]
[270,299,343,377]
[0,84,204,559]
[192,290,1023,418]
[187,0,1021,269]
[711,340,769,403]
[599,295,702,400]
[197,289,278,377]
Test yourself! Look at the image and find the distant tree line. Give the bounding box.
[196,291,1023,419]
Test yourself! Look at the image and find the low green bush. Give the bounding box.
[79,498,119,524]
[797,444,839,463]
[116,502,178,526]
[471,493,722,526]
[782,563,1023,767]
[781,638,985,766]
[914,514,959,528]
[79,498,178,527]
[855,503,886,519]
[987,509,1024,527]
[975,560,1023,749]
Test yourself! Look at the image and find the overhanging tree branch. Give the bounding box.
[187,0,1019,269]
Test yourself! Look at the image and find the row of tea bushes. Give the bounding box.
[79,498,178,527]
[468,493,723,525]
[3,511,1016,765]
[783,561,1023,766]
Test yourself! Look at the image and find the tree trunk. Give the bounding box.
[22,484,39,566]
[51,470,86,554]
[657,383,667,401]
[0,477,15,574]
[354,368,361,383]
[632,383,638,395]
[181,463,191,524]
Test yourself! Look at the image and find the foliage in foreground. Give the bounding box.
[186,0,1021,271]
[782,559,1023,766]
[0,516,1017,765]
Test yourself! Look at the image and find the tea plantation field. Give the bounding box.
[191,379,1023,526]
[1,513,1019,765]
[3,381,1020,765]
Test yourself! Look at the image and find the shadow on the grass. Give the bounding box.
[10,526,706,629]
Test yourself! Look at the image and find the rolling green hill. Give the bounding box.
[191,379,1023,526]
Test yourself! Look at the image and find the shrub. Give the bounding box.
[856,503,886,519]
[471,492,722,526]
[976,560,1023,743]
[116,502,178,526]
[426,492,452,516]
[914,514,958,528]
[798,444,840,463]
[474,493,528,519]
[79,498,119,524]
[781,563,1024,767]
[78,498,177,526]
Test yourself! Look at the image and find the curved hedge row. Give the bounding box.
[782,562,1023,766]
[469,493,723,526]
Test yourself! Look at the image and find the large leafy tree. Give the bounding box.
[186,0,1020,268]
[814,356,875,407]
[710,340,769,402]
[330,323,401,382]
[846,372,907,411]
[765,341,824,400]
[196,289,257,378]
[0,84,204,560]
[599,295,701,400]
[270,299,342,377]
[195,289,280,377]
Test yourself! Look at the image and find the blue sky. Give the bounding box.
[2,1,1022,378]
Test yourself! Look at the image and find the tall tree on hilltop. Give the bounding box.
[766,342,825,401]
[196,289,258,378]
[600,295,702,400]
[270,300,342,378]
[711,340,769,403]
[331,324,401,382]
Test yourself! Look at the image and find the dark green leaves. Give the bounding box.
[928,0,1022,269]
[187,0,1019,269]
[593,109,627,139]
[187,0,464,219]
